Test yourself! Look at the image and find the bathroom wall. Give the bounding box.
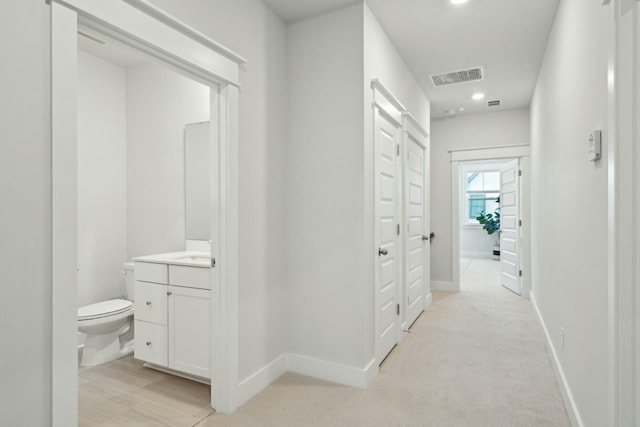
[77,51,128,307]
[430,108,530,283]
[0,2,52,425]
[141,0,289,384]
[126,63,210,259]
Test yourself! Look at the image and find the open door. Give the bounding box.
[500,159,521,295]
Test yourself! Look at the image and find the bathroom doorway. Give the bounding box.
[50,1,244,424]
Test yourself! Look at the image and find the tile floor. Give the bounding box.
[78,356,213,426]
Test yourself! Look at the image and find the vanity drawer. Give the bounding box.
[134,261,168,284]
[135,281,168,325]
[169,265,210,289]
[134,320,167,367]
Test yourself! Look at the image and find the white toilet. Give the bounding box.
[77,262,135,366]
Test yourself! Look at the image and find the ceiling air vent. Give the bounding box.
[429,66,485,87]
[487,99,501,107]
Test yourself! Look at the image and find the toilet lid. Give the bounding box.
[78,299,133,321]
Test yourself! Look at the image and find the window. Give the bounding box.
[465,171,499,224]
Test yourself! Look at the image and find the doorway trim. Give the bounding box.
[51,1,245,423]
[606,1,639,425]
[449,144,530,294]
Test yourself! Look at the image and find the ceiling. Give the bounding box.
[263,0,560,119]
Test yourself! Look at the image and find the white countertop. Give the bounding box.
[132,251,211,268]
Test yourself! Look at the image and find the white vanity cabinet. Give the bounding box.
[134,259,210,379]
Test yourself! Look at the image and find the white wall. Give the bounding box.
[530,0,611,425]
[363,0,430,357]
[77,51,128,307]
[286,2,430,371]
[145,0,289,382]
[430,108,530,282]
[126,63,209,259]
[0,2,52,425]
[287,3,367,367]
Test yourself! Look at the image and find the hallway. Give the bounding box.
[199,258,569,426]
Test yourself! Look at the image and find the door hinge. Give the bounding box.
[211,258,216,268]
[397,224,400,235]
[396,303,400,315]
[519,270,523,277]
[518,169,522,176]
[397,144,400,156]
[519,220,522,226]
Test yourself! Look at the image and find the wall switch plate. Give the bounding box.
[588,130,602,161]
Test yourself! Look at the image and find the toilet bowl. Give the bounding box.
[77,262,135,367]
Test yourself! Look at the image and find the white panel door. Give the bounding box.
[374,108,400,364]
[500,159,521,295]
[405,135,427,327]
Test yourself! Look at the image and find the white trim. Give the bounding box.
[402,111,429,140]
[450,144,530,162]
[531,294,584,427]
[425,292,433,309]
[51,0,243,419]
[236,354,288,407]
[431,281,458,292]
[370,79,407,113]
[288,354,378,389]
[607,2,640,425]
[451,162,461,291]
[121,0,247,64]
[54,0,243,86]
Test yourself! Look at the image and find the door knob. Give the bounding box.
[422,235,429,241]
[146,341,151,346]
[146,301,152,306]
[378,247,388,256]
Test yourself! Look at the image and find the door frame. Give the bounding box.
[372,84,403,364]
[606,1,640,425]
[449,145,530,295]
[50,0,245,423]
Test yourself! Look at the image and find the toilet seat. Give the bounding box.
[78,299,133,321]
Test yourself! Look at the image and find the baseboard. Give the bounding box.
[460,251,492,259]
[530,294,584,427]
[287,354,378,389]
[236,353,288,407]
[431,280,457,292]
[425,292,433,309]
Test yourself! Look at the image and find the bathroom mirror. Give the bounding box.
[184,122,210,241]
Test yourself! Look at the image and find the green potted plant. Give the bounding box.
[475,197,500,260]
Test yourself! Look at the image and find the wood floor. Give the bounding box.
[78,356,213,426]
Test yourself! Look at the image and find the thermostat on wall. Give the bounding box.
[588,130,601,161]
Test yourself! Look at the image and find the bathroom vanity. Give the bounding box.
[133,251,210,381]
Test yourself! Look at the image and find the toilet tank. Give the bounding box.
[123,262,135,301]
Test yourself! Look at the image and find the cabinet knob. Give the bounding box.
[146,341,151,346]
[167,291,172,296]
[146,301,152,306]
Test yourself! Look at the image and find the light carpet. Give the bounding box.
[197,258,569,426]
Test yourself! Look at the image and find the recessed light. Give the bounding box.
[450,0,469,4]
[472,93,485,100]
[458,107,465,112]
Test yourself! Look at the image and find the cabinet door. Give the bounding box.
[168,285,210,378]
